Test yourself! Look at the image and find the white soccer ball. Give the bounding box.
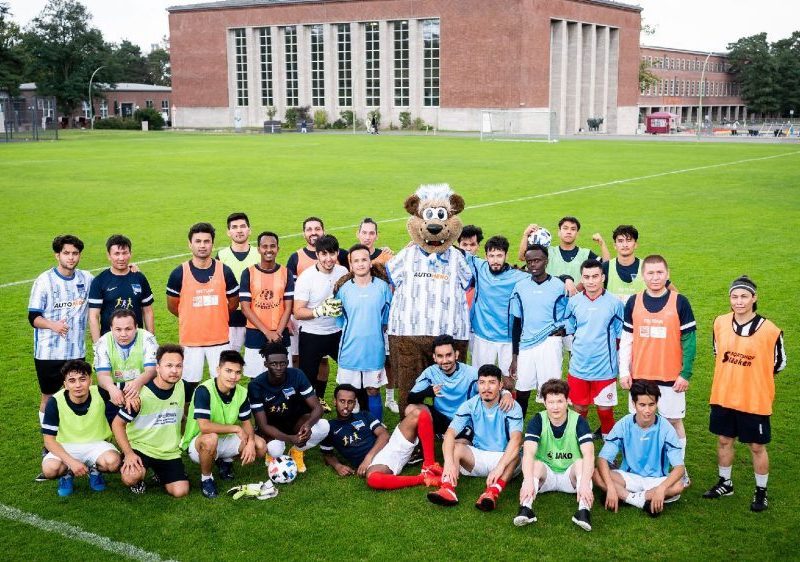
[268,455,298,484]
[527,227,552,248]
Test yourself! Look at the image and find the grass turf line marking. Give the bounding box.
[2,149,797,290]
[0,503,176,562]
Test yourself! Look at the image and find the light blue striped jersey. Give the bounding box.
[410,362,479,419]
[335,277,392,371]
[466,255,528,343]
[509,275,568,351]
[449,395,523,452]
[599,414,683,477]
[565,290,624,380]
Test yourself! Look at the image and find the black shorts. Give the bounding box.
[298,330,341,381]
[431,407,473,442]
[134,450,188,485]
[35,358,83,395]
[709,405,771,444]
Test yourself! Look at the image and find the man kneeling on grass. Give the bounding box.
[322,384,443,489]
[182,350,267,499]
[428,365,523,511]
[41,360,121,496]
[594,380,684,517]
[514,378,595,531]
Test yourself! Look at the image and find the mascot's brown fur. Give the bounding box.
[385,184,471,416]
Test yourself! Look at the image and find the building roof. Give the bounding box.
[641,45,728,58]
[19,82,171,92]
[168,0,641,13]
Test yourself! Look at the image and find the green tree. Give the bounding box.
[146,37,170,86]
[109,39,149,83]
[639,59,658,93]
[772,32,800,116]
[22,0,112,115]
[0,1,26,95]
[726,33,780,115]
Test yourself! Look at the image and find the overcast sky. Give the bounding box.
[7,0,800,53]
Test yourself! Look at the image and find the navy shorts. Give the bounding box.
[709,405,771,444]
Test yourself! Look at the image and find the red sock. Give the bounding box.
[367,471,425,490]
[485,479,506,496]
[417,408,436,466]
[597,407,615,435]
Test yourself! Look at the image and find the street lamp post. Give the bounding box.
[88,65,106,130]
[696,51,712,141]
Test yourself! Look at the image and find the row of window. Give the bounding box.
[643,79,739,97]
[235,20,440,108]
[642,55,729,73]
[80,100,170,118]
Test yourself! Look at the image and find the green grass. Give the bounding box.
[1,130,799,561]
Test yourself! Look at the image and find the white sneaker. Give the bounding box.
[385,399,400,414]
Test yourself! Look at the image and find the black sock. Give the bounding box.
[314,379,328,401]
[356,388,369,412]
[184,381,199,402]
[516,390,531,417]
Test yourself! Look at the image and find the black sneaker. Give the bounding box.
[572,508,592,531]
[750,487,768,512]
[513,505,537,527]
[407,446,424,466]
[643,500,661,518]
[129,481,146,495]
[34,472,48,482]
[592,426,603,441]
[201,478,218,499]
[702,477,734,499]
[217,459,235,481]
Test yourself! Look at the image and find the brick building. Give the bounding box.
[638,46,747,126]
[168,0,643,134]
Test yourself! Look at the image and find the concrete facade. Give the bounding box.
[168,0,643,134]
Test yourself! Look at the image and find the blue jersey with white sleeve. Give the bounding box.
[466,255,528,343]
[599,413,683,477]
[449,395,523,452]
[409,362,479,420]
[509,275,568,351]
[565,290,624,380]
[335,277,392,371]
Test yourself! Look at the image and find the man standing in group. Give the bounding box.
[465,236,528,386]
[247,342,330,473]
[509,245,568,416]
[88,234,154,342]
[182,350,266,499]
[619,255,696,484]
[293,235,348,410]
[356,218,398,413]
[334,244,392,421]
[112,344,189,497]
[427,365,523,511]
[29,235,93,437]
[703,276,786,512]
[564,259,624,440]
[458,225,483,312]
[93,309,158,422]
[216,213,260,352]
[166,223,239,400]
[240,231,294,377]
[603,225,676,303]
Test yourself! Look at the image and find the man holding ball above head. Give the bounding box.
[703,276,785,512]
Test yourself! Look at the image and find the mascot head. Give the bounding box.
[405,183,465,254]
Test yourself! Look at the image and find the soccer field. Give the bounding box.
[0,131,798,561]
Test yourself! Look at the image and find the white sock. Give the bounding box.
[576,474,592,510]
[89,466,99,475]
[201,473,213,481]
[267,440,286,459]
[39,411,45,425]
[719,465,732,481]
[521,496,533,509]
[678,437,687,463]
[755,473,768,488]
[297,418,330,451]
[625,491,646,509]
[385,388,395,402]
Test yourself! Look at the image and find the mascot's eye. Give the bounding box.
[436,207,448,220]
[422,208,436,220]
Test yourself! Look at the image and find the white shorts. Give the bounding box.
[516,336,563,393]
[614,469,668,493]
[384,332,390,356]
[337,368,387,389]
[538,462,578,494]
[188,434,242,463]
[290,331,299,355]
[627,383,686,419]
[243,346,293,378]
[228,327,246,352]
[182,344,228,382]
[471,335,513,375]
[369,428,416,475]
[460,446,519,477]
[43,441,118,467]
[594,380,618,407]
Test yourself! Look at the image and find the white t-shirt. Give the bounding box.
[294,264,348,335]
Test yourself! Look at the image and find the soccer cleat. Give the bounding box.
[89,470,106,492]
[427,486,459,507]
[318,398,332,413]
[57,474,74,497]
[385,399,400,414]
[289,447,306,473]
[407,446,424,466]
[664,494,681,504]
[513,505,537,526]
[201,478,219,499]
[750,487,768,512]
[129,481,146,495]
[702,477,734,499]
[217,459,235,481]
[475,490,498,512]
[642,500,661,518]
[572,508,592,532]
[421,464,443,488]
[34,472,48,482]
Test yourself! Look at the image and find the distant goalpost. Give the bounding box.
[479,109,559,143]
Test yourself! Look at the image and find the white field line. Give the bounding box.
[2,149,797,291]
[0,503,177,562]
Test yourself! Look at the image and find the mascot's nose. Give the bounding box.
[426,224,443,235]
